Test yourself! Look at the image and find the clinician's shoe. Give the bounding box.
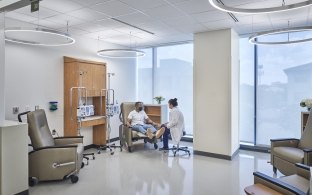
[155,127,165,139]
[146,128,154,139]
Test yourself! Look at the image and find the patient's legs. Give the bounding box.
[132,124,148,134]
[132,124,154,139]
[142,124,156,133]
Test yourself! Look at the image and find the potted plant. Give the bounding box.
[153,96,165,104]
[300,99,312,111]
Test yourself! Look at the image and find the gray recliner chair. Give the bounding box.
[119,102,159,152]
[271,109,312,176]
[27,109,84,186]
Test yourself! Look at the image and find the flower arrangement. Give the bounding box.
[300,99,312,110]
[153,96,165,104]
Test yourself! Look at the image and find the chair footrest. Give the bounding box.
[244,184,282,195]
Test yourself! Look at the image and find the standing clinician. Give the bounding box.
[161,98,185,150]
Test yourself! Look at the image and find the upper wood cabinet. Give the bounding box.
[64,56,106,97]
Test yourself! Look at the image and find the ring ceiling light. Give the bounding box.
[5,27,75,46]
[249,26,312,45]
[208,0,312,14]
[97,49,145,58]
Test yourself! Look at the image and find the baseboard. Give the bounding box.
[194,148,239,161]
[84,137,120,150]
[16,189,29,195]
[84,144,97,150]
[180,136,193,142]
[240,144,270,153]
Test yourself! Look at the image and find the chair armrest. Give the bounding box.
[54,136,83,145]
[253,172,306,195]
[303,148,312,166]
[271,138,299,148]
[29,145,77,154]
[295,163,310,180]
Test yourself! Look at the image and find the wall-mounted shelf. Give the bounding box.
[144,104,168,124]
[81,116,105,127]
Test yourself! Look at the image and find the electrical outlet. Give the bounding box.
[13,107,19,114]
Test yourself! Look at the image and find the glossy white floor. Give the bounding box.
[29,142,279,195]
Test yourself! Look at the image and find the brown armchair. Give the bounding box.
[119,102,159,152]
[271,109,312,176]
[245,163,310,195]
[27,109,84,186]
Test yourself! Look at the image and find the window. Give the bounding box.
[257,32,312,145]
[137,48,153,104]
[239,38,255,144]
[155,44,193,135]
[137,44,194,135]
[239,32,312,146]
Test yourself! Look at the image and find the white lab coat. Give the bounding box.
[167,107,185,144]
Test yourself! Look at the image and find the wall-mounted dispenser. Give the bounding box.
[49,101,58,111]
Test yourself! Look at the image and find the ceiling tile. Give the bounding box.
[164,0,190,4]
[83,30,125,39]
[5,11,37,22]
[45,14,86,27]
[118,0,167,11]
[41,0,83,13]
[67,8,109,21]
[202,19,236,30]
[58,27,90,36]
[191,11,229,23]
[143,4,186,20]
[90,1,137,17]
[95,19,123,30]
[173,0,214,14]
[70,0,111,6]
[267,7,310,21]
[114,12,155,25]
[32,19,66,29]
[73,23,108,33]
[236,14,270,24]
[14,6,60,19]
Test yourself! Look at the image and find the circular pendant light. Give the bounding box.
[97,49,145,58]
[249,26,312,45]
[5,27,75,46]
[208,0,312,14]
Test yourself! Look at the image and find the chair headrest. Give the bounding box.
[119,102,136,124]
[27,109,55,149]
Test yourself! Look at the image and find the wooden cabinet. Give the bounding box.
[64,57,107,145]
[301,111,309,134]
[144,104,168,124]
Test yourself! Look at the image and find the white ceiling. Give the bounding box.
[5,0,312,47]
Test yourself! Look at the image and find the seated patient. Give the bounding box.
[126,101,165,140]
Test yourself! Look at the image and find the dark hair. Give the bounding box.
[135,101,143,106]
[168,98,178,107]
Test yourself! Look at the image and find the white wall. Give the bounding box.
[4,19,137,145]
[193,29,239,158]
[0,12,5,125]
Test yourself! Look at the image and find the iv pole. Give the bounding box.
[97,73,122,155]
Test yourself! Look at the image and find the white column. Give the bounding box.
[0,12,5,125]
[193,29,240,160]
